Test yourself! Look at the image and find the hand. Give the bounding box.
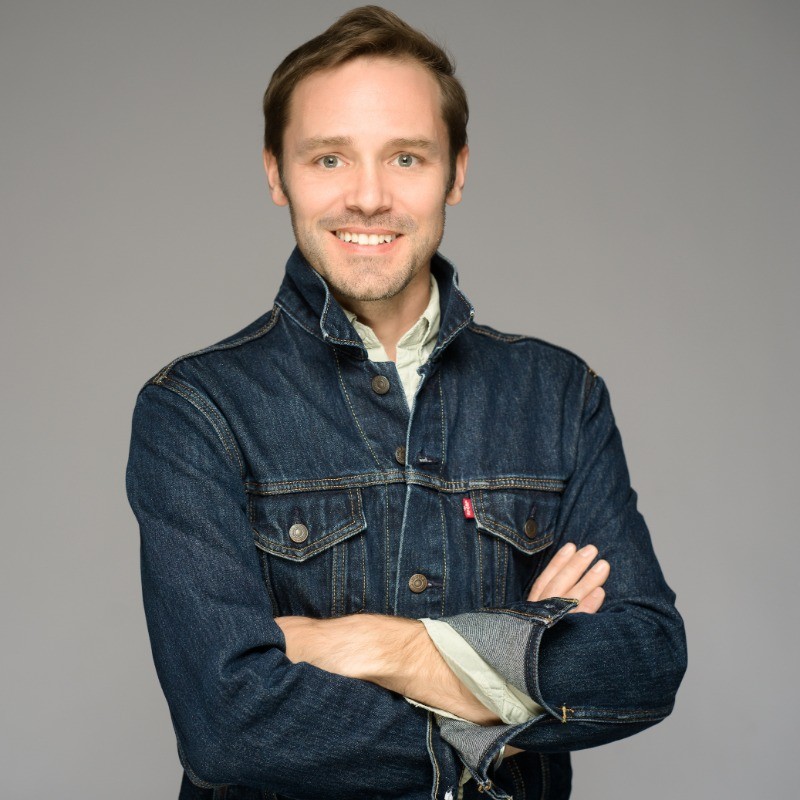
[527,543,610,614]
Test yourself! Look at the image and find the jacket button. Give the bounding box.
[524,518,538,539]
[288,523,309,543]
[395,445,406,465]
[371,375,390,395]
[408,573,428,593]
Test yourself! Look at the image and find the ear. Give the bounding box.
[263,149,289,206]
[445,145,469,206]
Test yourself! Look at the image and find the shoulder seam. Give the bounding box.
[467,322,595,370]
[467,322,527,343]
[154,306,281,382]
[146,375,245,478]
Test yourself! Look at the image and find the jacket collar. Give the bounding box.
[274,246,474,360]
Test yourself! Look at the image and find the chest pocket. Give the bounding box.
[471,486,561,608]
[249,487,367,618]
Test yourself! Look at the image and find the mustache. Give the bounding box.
[320,213,417,234]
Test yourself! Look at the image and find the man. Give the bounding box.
[127,6,686,800]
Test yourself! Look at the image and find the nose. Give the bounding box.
[344,162,392,217]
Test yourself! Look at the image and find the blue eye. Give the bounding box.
[395,153,417,168]
[319,155,342,169]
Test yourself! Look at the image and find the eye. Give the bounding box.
[318,155,343,169]
[394,153,418,168]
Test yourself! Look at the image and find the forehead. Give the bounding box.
[284,56,446,147]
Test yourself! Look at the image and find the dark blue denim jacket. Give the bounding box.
[126,248,686,800]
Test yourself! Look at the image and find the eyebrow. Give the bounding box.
[297,136,354,155]
[296,136,440,155]
[386,137,440,154]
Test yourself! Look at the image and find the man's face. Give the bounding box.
[264,57,468,305]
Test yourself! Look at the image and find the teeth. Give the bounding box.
[336,231,396,245]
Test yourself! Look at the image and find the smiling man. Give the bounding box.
[127,7,686,800]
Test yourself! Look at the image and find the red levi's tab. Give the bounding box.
[462,497,475,519]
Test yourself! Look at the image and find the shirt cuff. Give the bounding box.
[408,617,544,724]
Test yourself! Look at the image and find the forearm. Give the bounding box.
[277,613,504,726]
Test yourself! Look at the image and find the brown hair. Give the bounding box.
[262,5,468,187]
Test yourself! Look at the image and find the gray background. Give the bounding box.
[1,0,797,797]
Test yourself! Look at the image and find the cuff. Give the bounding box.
[418,617,544,724]
[431,598,577,798]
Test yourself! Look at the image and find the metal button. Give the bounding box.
[523,518,538,539]
[371,374,390,395]
[394,445,406,465]
[408,573,428,593]
[288,523,309,543]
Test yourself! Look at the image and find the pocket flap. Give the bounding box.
[472,487,560,554]
[249,488,366,562]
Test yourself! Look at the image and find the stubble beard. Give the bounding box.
[287,201,447,303]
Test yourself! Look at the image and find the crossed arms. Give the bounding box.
[276,542,610,755]
[127,370,687,798]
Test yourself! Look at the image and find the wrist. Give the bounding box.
[356,616,427,692]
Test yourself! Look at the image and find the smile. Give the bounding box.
[335,230,397,246]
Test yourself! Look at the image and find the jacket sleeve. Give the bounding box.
[433,371,688,790]
[126,380,461,800]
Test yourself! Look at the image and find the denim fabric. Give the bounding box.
[127,247,686,800]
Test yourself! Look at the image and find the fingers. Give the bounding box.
[527,543,610,614]
[571,586,605,614]
[527,542,577,602]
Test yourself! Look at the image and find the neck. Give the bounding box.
[336,267,431,362]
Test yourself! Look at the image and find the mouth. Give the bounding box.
[334,230,399,246]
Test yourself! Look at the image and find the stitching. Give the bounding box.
[426,712,441,799]
[156,307,281,381]
[538,754,549,800]
[360,509,367,612]
[498,536,507,607]
[502,537,510,607]
[433,273,474,355]
[246,473,567,495]
[559,706,673,721]
[482,607,558,625]
[332,528,339,616]
[246,472,404,493]
[176,738,220,789]
[438,372,447,471]
[273,300,323,341]
[476,493,485,608]
[333,349,382,468]
[251,488,366,559]
[383,482,390,614]
[509,757,526,800]
[352,488,366,612]
[261,550,282,616]
[468,323,527,343]
[154,376,245,478]
[472,489,556,556]
[439,490,447,617]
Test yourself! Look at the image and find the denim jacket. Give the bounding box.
[126,248,687,800]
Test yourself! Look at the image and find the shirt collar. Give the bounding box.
[342,272,440,355]
[274,246,474,360]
